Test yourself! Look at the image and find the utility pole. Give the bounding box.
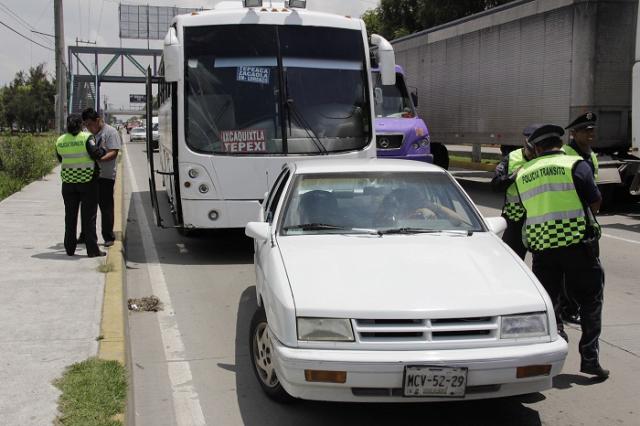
[54,0,66,133]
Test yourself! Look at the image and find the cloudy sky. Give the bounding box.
[0,0,380,109]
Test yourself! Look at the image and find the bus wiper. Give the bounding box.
[285,98,328,154]
[378,228,472,236]
[284,223,378,234]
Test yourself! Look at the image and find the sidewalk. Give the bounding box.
[0,167,106,425]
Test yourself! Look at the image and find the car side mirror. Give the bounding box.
[246,222,271,241]
[485,217,507,234]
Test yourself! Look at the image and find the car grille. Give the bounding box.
[353,317,498,343]
[376,134,404,150]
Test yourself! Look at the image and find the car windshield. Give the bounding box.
[280,172,483,235]
[184,25,371,155]
[373,72,415,118]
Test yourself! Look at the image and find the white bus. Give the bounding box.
[151,0,396,231]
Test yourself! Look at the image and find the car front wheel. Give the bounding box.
[249,307,294,403]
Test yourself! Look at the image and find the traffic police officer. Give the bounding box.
[491,124,538,259]
[55,114,107,258]
[559,112,599,324]
[516,124,608,379]
[565,112,599,177]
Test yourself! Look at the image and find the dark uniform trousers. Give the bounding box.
[98,177,116,242]
[62,179,101,256]
[532,243,604,365]
[502,218,527,259]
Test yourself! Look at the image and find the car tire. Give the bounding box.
[431,142,449,170]
[249,307,294,403]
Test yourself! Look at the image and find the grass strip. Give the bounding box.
[449,154,499,166]
[53,357,127,426]
[0,133,57,201]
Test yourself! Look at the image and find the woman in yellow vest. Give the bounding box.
[55,114,107,257]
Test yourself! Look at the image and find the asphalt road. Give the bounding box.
[123,141,640,426]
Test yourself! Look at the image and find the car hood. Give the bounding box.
[376,116,428,135]
[277,233,546,318]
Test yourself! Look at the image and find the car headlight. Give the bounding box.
[297,318,354,342]
[500,313,548,338]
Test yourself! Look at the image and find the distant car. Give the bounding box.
[152,123,159,150]
[245,159,567,403]
[130,127,146,142]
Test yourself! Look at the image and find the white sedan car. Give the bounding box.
[245,159,567,403]
[129,126,146,142]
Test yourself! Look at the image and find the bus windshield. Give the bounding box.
[184,25,371,155]
[373,72,415,118]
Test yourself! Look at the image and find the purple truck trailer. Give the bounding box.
[372,66,434,165]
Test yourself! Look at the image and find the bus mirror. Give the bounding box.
[411,90,418,107]
[163,28,181,82]
[370,34,395,86]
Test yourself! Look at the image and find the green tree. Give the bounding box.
[1,64,55,132]
[363,0,512,39]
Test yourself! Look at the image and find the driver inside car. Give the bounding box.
[375,187,469,227]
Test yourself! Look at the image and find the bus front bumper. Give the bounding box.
[181,199,262,229]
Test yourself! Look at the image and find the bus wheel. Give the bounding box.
[431,143,449,170]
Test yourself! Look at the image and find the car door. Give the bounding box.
[255,167,291,299]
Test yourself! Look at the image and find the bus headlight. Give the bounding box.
[198,184,209,194]
[208,210,219,221]
[188,168,199,178]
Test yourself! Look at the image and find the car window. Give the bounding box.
[280,171,482,234]
[265,169,290,223]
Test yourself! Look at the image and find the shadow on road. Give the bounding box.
[552,374,607,389]
[234,287,543,426]
[125,190,254,266]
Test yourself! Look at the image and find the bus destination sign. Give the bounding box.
[221,129,267,153]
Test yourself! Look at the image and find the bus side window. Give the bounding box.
[266,170,290,223]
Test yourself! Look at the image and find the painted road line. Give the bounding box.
[125,147,207,426]
[602,233,640,245]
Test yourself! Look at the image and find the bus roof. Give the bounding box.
[173,2,363,32]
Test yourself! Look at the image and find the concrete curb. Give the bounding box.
[98,154,126,364]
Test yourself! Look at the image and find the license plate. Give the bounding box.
[403,366,467,397]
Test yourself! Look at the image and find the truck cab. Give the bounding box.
[373,66,432,163]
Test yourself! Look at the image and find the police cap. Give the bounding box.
[523,123,543,137]
[527,124,565,146]
[566,112,597,131]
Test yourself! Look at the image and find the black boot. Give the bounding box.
[580,362,609,379]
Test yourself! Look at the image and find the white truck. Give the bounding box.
[390,0,640,196]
